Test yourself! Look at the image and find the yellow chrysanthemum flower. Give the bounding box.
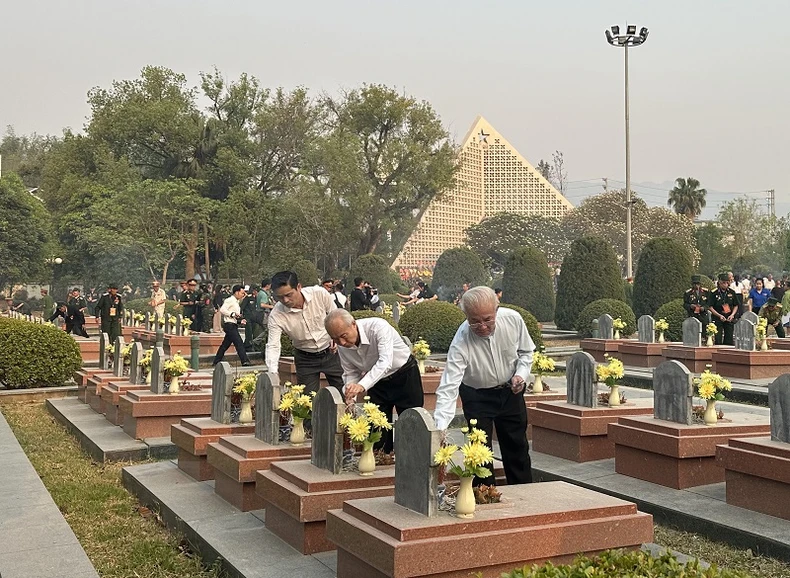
[278,397,294,411]
[347,418,371,443]
[698,382,716,400]
[339,413,354,428]
[363,402,379,414]
[461,442,494,468]
[467,428,487,444]
[433,444,458,466]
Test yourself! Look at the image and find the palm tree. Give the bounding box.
[668,177,707,221]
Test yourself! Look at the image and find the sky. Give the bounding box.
[2,0,789,218]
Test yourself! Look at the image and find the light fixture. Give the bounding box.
[611,25,620,35]
[627,25,637,35]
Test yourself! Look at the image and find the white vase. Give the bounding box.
[184,328,190,336]
[706,335,714,347]
[455,476,475,519]
[169,375,180,394]
[291,417,306,445]
[418,359,425,374]
[608,385,620,406]
[704,399,717,425]
[358,443,376,476]
[614,329,621,340]
[658,332,665,343]
[761,338,769,351]
[532,374,544,393]
[239,397,253,424]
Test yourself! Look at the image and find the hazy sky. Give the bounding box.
[3,1,788,217]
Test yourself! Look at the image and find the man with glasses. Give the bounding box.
[433,286,535,486]
[212,284,253,366]
[180,279,199,326]
[149,280,167,319]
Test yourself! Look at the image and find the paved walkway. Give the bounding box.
[0,410,99,578]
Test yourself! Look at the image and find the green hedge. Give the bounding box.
[124,298,182,317]
[398,301,466,353]
[351,310,401,333]
[0,318,82,388]
[555,237,624,330]
[632,237,693,317]
[289,259,321,287]
[350,254,395,293]
[502,247,555,322]
[655,299,686,342]
[432,247,488,301]
[575,298,636,338]
[698,274,715,291]
[498,303,543,351]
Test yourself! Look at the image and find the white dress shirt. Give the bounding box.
[219,295,241,324]
[337,318,412,392]
[433,307,535,430]
[266,286,335,373]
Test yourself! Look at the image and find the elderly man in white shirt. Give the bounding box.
[434,286,535,486]
[212,284,252,366]
[265,271,344,394]
[325,309,423,453]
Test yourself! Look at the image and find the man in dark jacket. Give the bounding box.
[95,284,124,343]
[350,277,371,312]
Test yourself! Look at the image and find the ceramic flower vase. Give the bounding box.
[658,332,665,343]
[169,375,180,394]
[418,359,425,374]
[532,374,544,393]
[608,385,621,406]
[184,328,190,336]
[704,399,718,425]
[239,397,253,424]
[358,442,376,476]
[455,476,475,519]
[706,335,714,347]
[761,338,769,351]
[614,329,621,340]
[290,417,306,446]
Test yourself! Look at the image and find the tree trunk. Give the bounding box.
[184,222,198,280]
[203,222,211,280]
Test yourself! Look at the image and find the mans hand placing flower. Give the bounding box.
[344,383,365,404]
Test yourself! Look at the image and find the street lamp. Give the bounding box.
[605,24,648,279]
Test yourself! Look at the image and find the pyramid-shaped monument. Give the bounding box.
[393,116,573,270]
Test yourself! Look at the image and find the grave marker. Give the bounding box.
[392,303,400,324]
[741,311,759,326]
[128,342,143,384]
[769,374,790,443]
[175,314,183,336]
[149,346,166,394]
[393,408,442,517]
[598,314,614,340]
[112,336,125,377]
[256,372,282,444]
[637,315,655,343]
[653,361,694,425]
[734,318,756,351]
[164,313,171,335]
[310,387,346,474]
[682,317,702,347]
[99,332,110,370]
[566,351,597,408]
[211,362,234,424]
[144,312,151,331]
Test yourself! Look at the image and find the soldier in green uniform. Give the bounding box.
[683,275,710,324]
[180,279,199,325]
[95,283,124,343]
[67,288,90,337]
[709,273,739,346]
[758,297,785,338]
[39,289,54,320]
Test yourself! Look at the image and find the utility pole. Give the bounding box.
[768,189,776,218]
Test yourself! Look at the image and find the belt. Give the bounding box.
[295,347,330,357]
[462,381,512,391]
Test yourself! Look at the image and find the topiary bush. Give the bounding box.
[623,280,633,308]
[398,301,466,352]
[502,247,555,322]
[0,318,82,388]
[350,254,394,293]
[555,237,625,330]
[498,303,543,351]
[654,299,686,342]
[124,298,182,317]
[575,298,636,338]
[632,237,693,318]
[698,274,715,291]
[351,309,401,333]
[289,259,320,288]
[431,247,488,302]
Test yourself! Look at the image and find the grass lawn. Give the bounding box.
[0,400,222,578]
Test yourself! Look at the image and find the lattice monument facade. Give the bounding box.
[393,116,573,270]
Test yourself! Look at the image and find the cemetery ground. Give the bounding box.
[2,395,790,578]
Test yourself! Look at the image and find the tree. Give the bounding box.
[0,127,58,189]
[502,247,554,322]
[551,150,567,195]
[667,177,707,221]
[694,224,730,276]
[431,247,488,301]
[536,160,552,183]
[555,237,625,330]
[632,238,693,317]
[716,197,766,258]
[350,254,395,293]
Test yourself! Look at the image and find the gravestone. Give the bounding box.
[310,386,346,474]
[164,314,171,335]
[129,309,135,326]
[734,318,756,351]
[682,317,702,347]
[637,315,655,343]
[598,314,614,340]
[256,372,282,444]
[653,361,694,425]
[211,362,234,424]
[566,351,597,408]
[393,408,442,517]
[144,312,151,331]
[99,332,110,370]
[154,313,161,330]
[175,314,183,336]
[128,342,143,384]
[112,336,125,377]
[742,311,759,326]
[768,374,790,443]
[149,346,167,394]
[392,303,400,325]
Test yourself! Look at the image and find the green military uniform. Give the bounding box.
[683,275,710,324]
[40,293,54,319]
[759,298,785,339]
[180,288,198,324]
[709,274,739,346]
[95,289,123,343]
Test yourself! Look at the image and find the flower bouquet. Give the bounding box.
[655,318,669,343]
[121,340,134,372]
[339,397,392,476]
[139,347,153,384]
[756,318,768,350]
[133,312,145,326]
[705,323,717,347]
[412,339,431,374]
[163,352,189,394]
[278,382,315,445]
[694,366,732,425]
[596,354,625,406]
[381,303,393,321]
[612,317,626,340]
[232,371,259,424]
[182,317,192,335]
[531,351,555,393]
[433,420,494,518]
[105,344,115,368]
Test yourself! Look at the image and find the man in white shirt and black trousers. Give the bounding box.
[212,284,253,366]
[265,271,344,394]
[434,286,535,486]
[325,308,423,453]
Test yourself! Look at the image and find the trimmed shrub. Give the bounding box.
[124,298,182,317]
[632,237,693,317]
[575,298,636,338]
[698,274,715,291]
[499,303,543,351]
[376,293,401,308]
[623,280,633,308]
[555,237,625,330]
[654,299,686,342]
[289,259,320,288]
[0,318,82,388]
[351,310,401,333]
[431,247,488,302]
[255,326,294,357]
[350,254,394,293]
[398,301,466,352]
[502,247,555,322]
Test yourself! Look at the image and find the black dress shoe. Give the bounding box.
[241,361,253,366]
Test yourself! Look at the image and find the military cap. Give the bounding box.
[107,282,119,289]
[768,297,779,306]
[717,273,729,282]
[691,275,701,283]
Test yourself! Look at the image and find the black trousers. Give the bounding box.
[71,313,89,338]
[714,318,735,345]
[367,356,424,453]
[459,384,532,486]
[772,323,786,338]
[293,348,344,396]
[213,322,251,365]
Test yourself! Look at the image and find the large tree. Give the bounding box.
[716,197,766,259]
[694,223,730,276]
[667,177,707,221]
[0,127,58,189]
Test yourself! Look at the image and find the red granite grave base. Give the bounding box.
[206,435,312,511]
[711,349,790,379]
[119,389,212,439]
[74,367,112,387]
[579,338,622,362]
[258,460,396,554]
[524,391,565,440]
[609,415,771,489]
[617,341,672,368]
[171,417,255,481]
[530,400,654,462]
[165,333,224,356]
[103,374,212,426]
[716,437,790,520]
[768,338,790,350]
[660,344,730,373]
[326,481,653,578]
[121,326,135,339]
[76,339,100,364]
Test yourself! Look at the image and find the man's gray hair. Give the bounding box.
[324,308,354,330]
[459,286,499,315]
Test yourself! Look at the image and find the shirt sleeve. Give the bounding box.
[265,314,283,374]
[513,318,535,382]
[433,334,467,430]
[339,354,363,390]
[218,299,234,318]
[358,323,395,390]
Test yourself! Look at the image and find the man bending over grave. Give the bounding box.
[433,286,535,486]
[325,308,424,453]
[265,271,344,395]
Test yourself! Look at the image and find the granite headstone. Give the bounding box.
[734,318,756,351]
[653,360,694,425]
[99,332,110,370]
[392,303,400,325]
[149,346,166,394]
[112,336,125,378]
[637,315,656,343]
[175,314,183,336]
[256,372,282,444]
[741,311,759,326]
[682,317,702,347]
[310,386,346,474]
[393,408,442,517]
[768,374,790,443]
[128,342,143,384]
[211,362,234,424]
[598,314,614,340]
[144,312,151,331]
[566,351,598,408]
[164,313,171,335]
